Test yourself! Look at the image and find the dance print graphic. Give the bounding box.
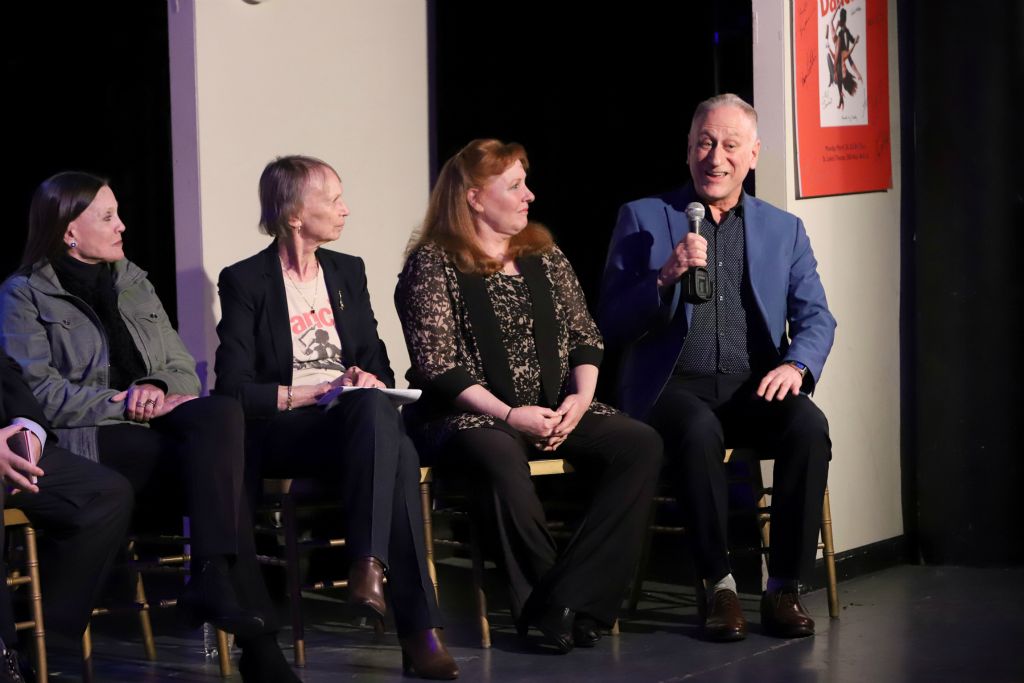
[820,1,868,126]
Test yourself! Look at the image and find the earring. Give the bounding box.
[69,241,78,248]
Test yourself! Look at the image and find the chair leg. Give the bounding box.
[419,478,440,602]
[216,628,232,677]
[132,568,157,661]
[627,505,656,614]
[282,495,306,668]
[22,524,47,681]
[81,624,93,683]
[751,462,772,591]
[820,487,840,618]
[694,577,708,622]
[468,516,491,649]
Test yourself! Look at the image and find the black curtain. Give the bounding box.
[901,1,1024,565]
[430,1,752,401]
[1,3,176,323]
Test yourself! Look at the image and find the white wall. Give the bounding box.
[753,0,903,553]
[168,0,428,390]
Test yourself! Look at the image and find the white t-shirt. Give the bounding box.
[283,268,344,385]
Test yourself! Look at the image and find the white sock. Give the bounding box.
[706,573,737,601]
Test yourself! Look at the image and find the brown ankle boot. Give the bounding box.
[347,556,386,621]
[399,628,459,680]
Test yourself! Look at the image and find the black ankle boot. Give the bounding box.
[517,604,575,654]
[237,634,301,683]
[572,615,601,648]
[177,558,265,637]
[0,644,27,683]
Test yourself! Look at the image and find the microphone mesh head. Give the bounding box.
[685,202,705,222]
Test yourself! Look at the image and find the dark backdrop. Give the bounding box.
[430,2,753,307]
[0,2,177,323]
[899,1,1023,565]
[430,1,753,402]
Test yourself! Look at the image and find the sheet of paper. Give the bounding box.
[316,386,422,409]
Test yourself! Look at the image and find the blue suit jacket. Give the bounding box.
[598,185,836,420]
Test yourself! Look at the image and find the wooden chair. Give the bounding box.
[424,458,618,648]
[82,527,232,680]
[629,448,839,619]
[256,471,437,668]
[3,508,46,680]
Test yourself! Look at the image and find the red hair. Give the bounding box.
[408,138,553,275]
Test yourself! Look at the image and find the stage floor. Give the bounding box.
[43,562,1024,682]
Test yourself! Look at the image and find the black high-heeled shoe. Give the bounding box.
[177,559,266,637]
[237,634,301,683]
[399,628,459,679]
[517,604,575,654]
[572,616,601,648]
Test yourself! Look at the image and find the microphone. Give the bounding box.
[680,203,714,304]
[685,202,705,233]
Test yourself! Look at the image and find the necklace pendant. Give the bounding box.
[310,308,316,315]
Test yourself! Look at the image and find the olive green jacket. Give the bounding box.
[0,258,200,461]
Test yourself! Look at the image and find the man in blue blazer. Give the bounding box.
[599,94,836,642]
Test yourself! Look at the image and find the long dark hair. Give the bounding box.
[21,171,108,268]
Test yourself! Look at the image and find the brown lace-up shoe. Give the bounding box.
[702,589,748,642]
[761,587,815,638]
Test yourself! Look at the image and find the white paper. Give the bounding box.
[317,386,422,410]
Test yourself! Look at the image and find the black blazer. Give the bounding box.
[1,348,52,436]
[213,242,395,419]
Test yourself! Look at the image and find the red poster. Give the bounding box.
[793,0,891,197]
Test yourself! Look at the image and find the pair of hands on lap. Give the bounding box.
[111,383,197,423]
[286,366,386,410]
[2,381,205,493]
[507,394,587,452]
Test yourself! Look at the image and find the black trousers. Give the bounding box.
[649,373,831,584]
[442,411,663,626]
[250,389,441,637]
[97,395,276,630]
[1,446,133,644]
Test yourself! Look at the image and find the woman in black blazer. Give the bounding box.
[214,155,457,680]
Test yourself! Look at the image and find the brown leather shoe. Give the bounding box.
[400,628,460,680]
[702,589,748,642]
[761,588,815,638]
[348,556,387,621]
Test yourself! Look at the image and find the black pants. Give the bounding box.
[443,411,663,626]
[1,446,133,644]
[97,395,276,630]
[250,389,440,637]
[649,373,831,584]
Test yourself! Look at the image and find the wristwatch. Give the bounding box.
[787,360,808,378]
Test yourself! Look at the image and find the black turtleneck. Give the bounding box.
[51,254,148,391]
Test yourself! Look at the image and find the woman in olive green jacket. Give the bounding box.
[0,255,197,462]
[0,172,300,683]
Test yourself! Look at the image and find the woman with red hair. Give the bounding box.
[397,139,662,654]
